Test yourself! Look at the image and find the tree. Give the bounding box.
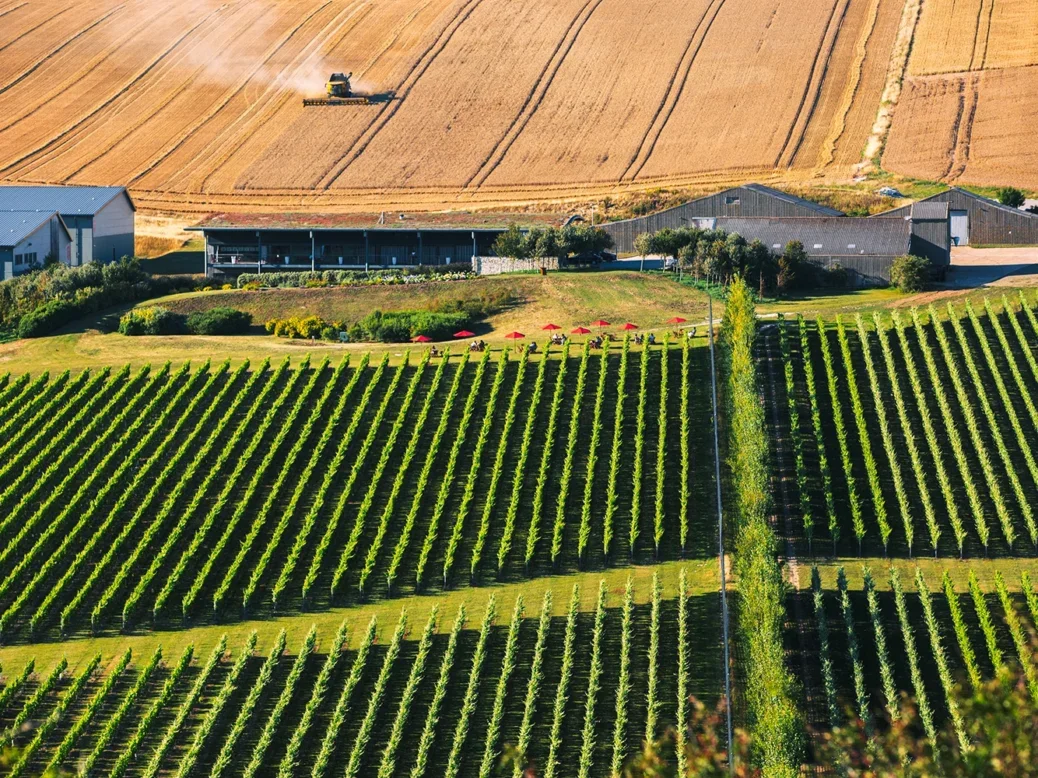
[890,253,930,293]
[492,225,531,260]
[778,241,807,292]
[997,187,1026,209]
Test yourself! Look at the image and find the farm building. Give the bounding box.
[189,211,571,276]
[0,185,135,266]
[708,217,923,285]
[0,211,72,280]
[876,187,1038,246]
[600,184,844,252]
[599,183,951,284]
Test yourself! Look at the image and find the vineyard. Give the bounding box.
[0,339,713,643]
[798,565,1038,750]
[0,572,722,778]
[769,293,1038,558]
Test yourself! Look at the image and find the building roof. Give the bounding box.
[712,217,912,257]
[0,211,68,248]
[0,185,134,216]
[910,201,950,220]
[874,187,1038,220]
[740,184,846,216]
[189,210,570,232]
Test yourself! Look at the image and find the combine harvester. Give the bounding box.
[303,73,371,106]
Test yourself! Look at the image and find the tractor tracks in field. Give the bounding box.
[463,0,608,190]
[619,0,728,183]
[178,0,375,193]
[815,0,882,170]
[126,0,336,188]
[944,72,980,182]
[0,3,130,100]
[318,0,488,188]
[0,4,231,179]
[0,2,27,19]
[0,5,74,56]
[776,0,851,169]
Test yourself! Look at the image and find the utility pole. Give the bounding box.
[708,296,735,772]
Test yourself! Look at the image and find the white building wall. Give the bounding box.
[90,194,135,262]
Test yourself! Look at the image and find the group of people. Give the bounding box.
[432,327,699,357]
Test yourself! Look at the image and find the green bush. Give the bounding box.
[186,307,252,335]
[118,307,187,336]
[0,257,203,339]
[997,186,1025,208]
[890,254,930,293]
[265,315,339,340]
[16,300,81,339]
[347,309,470,342]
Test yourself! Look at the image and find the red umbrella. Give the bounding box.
[592,319,611,327]
[667,316,687,324]
[504,331,525,340]
[541,323,561,331]
[571,326,591,335]
[412,334,432,343]
[622,322,638,331]
[453,330,476,338]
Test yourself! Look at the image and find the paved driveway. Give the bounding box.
[943,246,1038,288]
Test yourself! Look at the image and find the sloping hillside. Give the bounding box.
[0,0,1032,213]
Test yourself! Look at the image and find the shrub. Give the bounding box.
[118,307,187,336]
[0,257,203,338]
[186,307,252,335]
[265,315,335,340]
[890,254,930,293]
[997,186,1025,208]
[16,300,81,338]
[348,309,470,342]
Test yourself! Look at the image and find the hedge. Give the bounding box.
[722,277,804,774]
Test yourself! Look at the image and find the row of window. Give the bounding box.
[13,252,37,266]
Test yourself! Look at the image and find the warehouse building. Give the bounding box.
[189,211,571,276]
[876,187,1038,246]
[0,185,135,266]
[599,183,951,284]
[0,211,72,280]
[600,184,843,252]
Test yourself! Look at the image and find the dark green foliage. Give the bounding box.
[185,307,252,335]
[2,258,201,337]
[722,278,803,774]
[890,254,930,292]
[491,223,613,260]
[997,186,1025,208]
[118,307,187,336]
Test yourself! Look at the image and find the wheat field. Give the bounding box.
[0,0,1032,214]
[884,0,1038,189]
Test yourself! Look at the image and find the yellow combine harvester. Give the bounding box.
[302,73,370,106]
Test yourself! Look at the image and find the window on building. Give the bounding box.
[725,196,741,205]
[847,244,856,249]
[813,243,823,249]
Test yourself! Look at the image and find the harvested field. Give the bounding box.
[1,0,911,214]
[882,0,1038,188]
[885,67,1038,189]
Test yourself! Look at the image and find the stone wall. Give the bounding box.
[474,256,559,275]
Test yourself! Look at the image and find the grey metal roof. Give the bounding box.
[0,185,133,216]
[713,217,912,257]
[741,184,845,216]
[0,211,65,248]
[910,201,949,220]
